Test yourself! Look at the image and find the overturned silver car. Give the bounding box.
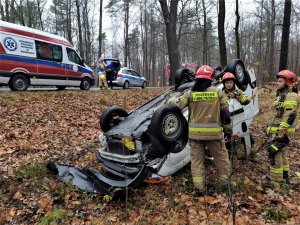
[48,59,259,195]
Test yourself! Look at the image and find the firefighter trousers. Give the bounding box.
[189,139,231,191]
[269,134,290,182]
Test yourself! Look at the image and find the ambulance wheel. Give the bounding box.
[150,104,188,145]
[10,74,29,91]
[100,106,128,132]
[56,86,66,91]
[80,77,91,90]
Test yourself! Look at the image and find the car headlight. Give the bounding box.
[122,137,135,151]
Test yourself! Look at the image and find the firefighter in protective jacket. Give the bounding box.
[221,72,250,138]
[175,65,231,194]
[266,70,299,187]
[97,57,108,89]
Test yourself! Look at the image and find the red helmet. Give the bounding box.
[196,65,214,80]
[276,70,297,86]
[222,72,236,83]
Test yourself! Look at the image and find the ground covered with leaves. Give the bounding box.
[0,87,300,225]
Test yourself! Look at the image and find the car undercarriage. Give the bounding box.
[48,59,259,195]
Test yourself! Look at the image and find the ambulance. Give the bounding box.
[0,20,95,91]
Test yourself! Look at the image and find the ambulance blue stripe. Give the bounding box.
[0,54,93,74]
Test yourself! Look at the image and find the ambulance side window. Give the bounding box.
[35,41,62,62]
[66,48,84,66]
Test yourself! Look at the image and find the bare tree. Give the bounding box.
[218,0,227,67]
[159,0,180,85]
[235,0,240,59]
[98,0,103,57]
[75,0,84,57]
[279,0,292,70]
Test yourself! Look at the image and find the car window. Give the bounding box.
[130,70,140,77]
[123,70,132,75]
[67,48,83,66]
[35,40,62,62]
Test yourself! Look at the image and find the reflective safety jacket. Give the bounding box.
[222,88,250,106]
[177,86,226,140]
[267,88,300,134]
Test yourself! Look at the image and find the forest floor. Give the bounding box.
[0,87,300,225]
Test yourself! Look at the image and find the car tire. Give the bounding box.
[142,82,146,89]
[100,106,128,132]
[150,105,188,149]
[175,68,195,90]
[80,77,91,90]
[177,82,195,92]
[57,86,66,91]
[123,81,129,89]
[9,74,29,91]
[224,59,248,86]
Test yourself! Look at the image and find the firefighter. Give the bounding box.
[221,72,256,157]
[174,65,231,195]
[97,57,108,89]
[266,70,300,188]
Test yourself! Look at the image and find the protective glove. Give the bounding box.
[277,127,287,138]
[267,140,286,158]
[267,141,279,158]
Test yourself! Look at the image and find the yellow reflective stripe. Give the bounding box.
[267,127,295,133]
[240,94,247,103]
[272,100,279,106]
[271,144,279,151]
[283,165,290,172]
[220,174,229,180]
[283,100,297,105]
[280,122,290,128]
[193,176,204,184]
[189,127,223,133]
[270,166,283,174]
[282,101,298,109]
[192,92,218,101]
[181,96,188,105]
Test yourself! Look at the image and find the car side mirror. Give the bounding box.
[81,58,85,65]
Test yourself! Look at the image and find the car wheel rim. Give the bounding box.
[162,114,181,139]
[15,79,25,90]
[236,64,244,83]
[125,82,128,88]
[83,80,90,89]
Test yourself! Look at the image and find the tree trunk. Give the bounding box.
[267,0,275,79]
[201,0,208,64]
[235,0,240,59]
[5,0,9,21]
[98,0,103,57]
[66,0,72,44]
[36,0,44,30]
[159,0,180,85]
[75,0,84,57]
[279,0,292,71]
[0,1,4,21]
[123,0,129,67]
[218,0,227,67]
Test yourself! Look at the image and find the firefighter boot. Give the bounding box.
[283,171,290,184]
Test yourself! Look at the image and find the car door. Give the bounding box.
[35,40,66,86]
[66,47,85,86]
[122,69,134,86]
[131,70,143,87]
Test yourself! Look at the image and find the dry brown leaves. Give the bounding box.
[0,87,300,225]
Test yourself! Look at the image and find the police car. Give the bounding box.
[112,67,147,89]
